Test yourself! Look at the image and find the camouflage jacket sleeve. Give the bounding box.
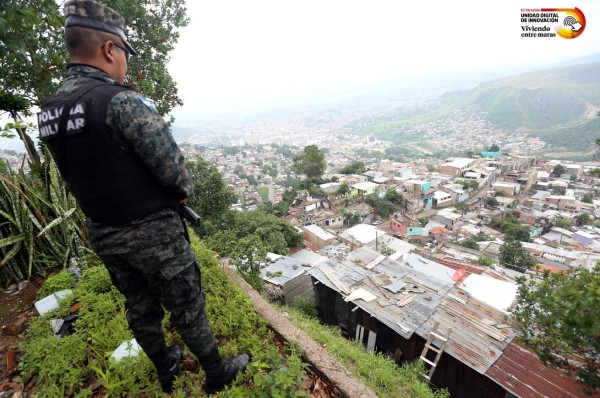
[105,90,193,199]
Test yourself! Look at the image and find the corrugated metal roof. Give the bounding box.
[289,249,328,266]
[402,253,456,285]
[416,286,516,374]
[308,249,454,339]
[260,257,311,286]
[486,342,599,398]
[309,247,526,375]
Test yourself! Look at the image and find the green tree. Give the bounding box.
[336,182,350,196]
[384,189,403,205]
[339,160,365,175]
[474,231,490,242]
[552,185,566,195]
[205,210,303,257]
[366,197,398,219]
[499,238,536,272]
[187,157,237,235]
[552,164,566,177]
[229,235,268,292]
[555,218,571,229]
[458,238,479,250]
[582,193,593,204]
[486,197,499,207]
[575,213,591,226]
[343,211,361,226]
[489,143,500,152]
[490,213,531,242]
[476,255,494,267]
[293,145,326,180]
[511,265,600,390]
[455,201,469,214]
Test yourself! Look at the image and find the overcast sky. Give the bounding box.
[167,0,600,118]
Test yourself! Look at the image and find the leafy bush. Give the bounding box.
[291,297,318,318]
[36,269,76,299]
[20,231,309,397]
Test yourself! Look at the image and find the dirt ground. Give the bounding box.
[0,278,42,397]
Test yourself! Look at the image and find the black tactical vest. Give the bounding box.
[38,81,180,225]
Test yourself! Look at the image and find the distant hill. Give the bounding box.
[364,62,600,153]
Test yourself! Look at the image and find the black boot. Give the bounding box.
[150,345,183,393]
[198,345,251,394]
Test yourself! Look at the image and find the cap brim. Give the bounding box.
[122,38,137,56]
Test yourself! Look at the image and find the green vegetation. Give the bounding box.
[552,164,566,177]
[499,238,536,272]
[293,145,326,180]
[475,256,495,267]
[457,238,479,250]
[0,154,87,284]
[554,218,571,229]
[1,0,189,170]
[575,213,591,226]
[456,180,478,190]
[384,189,403,205]
[339,160,366,175]
[343,211,361,226]
[187,157,237,235]
[281,306,449,398]
[455,201,469,214]
[512,265,600,390]
[362,62,600,154]
[336,182,350,196]
[490,213,531,242]
[582,193,593,203]
[366,197,398,219]
[20,235,309,397]
[485,197,499,207]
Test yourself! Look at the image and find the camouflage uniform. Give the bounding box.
[42,3,250,393]
[52,64,218,359]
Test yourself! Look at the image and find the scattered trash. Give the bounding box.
[111,339,142,362]
[50,313,78,338]
[4,284,17,294]
[34,289,73,315]
[344,288,377,303]
[67,266,82,281]
[50,319,64,335]
[5,281,29,296]
[17,280,29,291]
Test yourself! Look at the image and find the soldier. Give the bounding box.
[37,0,250,393]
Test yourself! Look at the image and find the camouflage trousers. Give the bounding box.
[97,234,217,359]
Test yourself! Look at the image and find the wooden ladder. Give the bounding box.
[419,322,450,380]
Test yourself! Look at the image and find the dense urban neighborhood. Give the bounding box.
[175,142,599,398]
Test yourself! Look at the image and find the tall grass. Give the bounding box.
[0,150,87,284]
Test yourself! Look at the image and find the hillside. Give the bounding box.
[362,62,600,154]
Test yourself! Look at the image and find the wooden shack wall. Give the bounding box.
[282,273,314,305]
[312,277,508,398]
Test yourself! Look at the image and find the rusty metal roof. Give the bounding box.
[485,342,599,398]
[416,286,516,374]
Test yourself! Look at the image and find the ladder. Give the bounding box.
[419,322,450,380]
